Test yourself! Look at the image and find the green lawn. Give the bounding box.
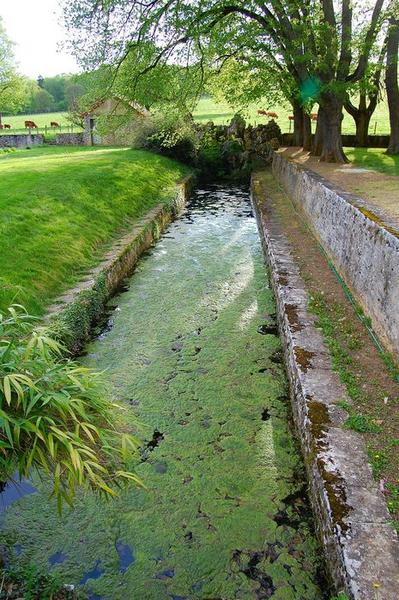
[345,147,399,176]
[0,146,188,315]
[0,112,81,135]
[193,95,391,136]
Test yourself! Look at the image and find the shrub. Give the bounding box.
[132,109,199,164]
[0,305,141,511]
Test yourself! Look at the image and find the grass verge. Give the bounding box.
[0,146,188,315]
[345,147,399,176]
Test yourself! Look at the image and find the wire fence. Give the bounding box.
[0,124,82,136]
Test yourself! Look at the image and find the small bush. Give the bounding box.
[0,305,141,510]
[131,109,198,164]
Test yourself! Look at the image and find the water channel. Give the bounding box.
[2,186,326,599]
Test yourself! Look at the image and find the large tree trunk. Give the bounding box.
[292,100,312,149]
[354,111,372,146]
[312,93,348,163]
[303,115,312,151]
[344,91,374,147]
[386,18,399,155]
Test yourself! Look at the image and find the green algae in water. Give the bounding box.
[1,186,326,599]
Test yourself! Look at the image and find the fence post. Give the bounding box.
[374,121,377,135]
[45,125,48,136]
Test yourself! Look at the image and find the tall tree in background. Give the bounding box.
[0,17,26,123]
[385,14,399,154]
[63,0,388,163]
[344,50,386,147]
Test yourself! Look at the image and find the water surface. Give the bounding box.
[2,186,325,599]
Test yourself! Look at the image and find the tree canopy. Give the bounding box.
[62,0,393,162]
[0,17,26,116]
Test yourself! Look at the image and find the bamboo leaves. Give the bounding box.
[0,304,142,511]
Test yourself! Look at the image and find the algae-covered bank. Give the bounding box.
[1,186,327,599]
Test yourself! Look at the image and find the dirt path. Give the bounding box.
[280,147,399,231]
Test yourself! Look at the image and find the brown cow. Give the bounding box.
[25,120,38,129]
[3,124,11,129]
[50,121,60,128]
[310,113,318,121]
[257,109,279,119]
[288,115,294,121]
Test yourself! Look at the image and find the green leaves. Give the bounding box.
[0,304,142,511]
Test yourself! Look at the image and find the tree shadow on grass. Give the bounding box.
[346,147,399,176]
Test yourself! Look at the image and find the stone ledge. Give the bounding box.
[272,152,399,360]
[46,175,193,354]
[251,173,399,600]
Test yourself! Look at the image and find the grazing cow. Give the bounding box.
[25,120,38,129]
[310,113,318,121]
[3,124,11,129]
[257,109,279,119]
[50,121,60,128]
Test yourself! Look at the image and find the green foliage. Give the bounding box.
[0,304,142,509]
[368,448,389,478]
[336,400,382,433]
[0,17,27,114]
[0,562,75,600]
[133,108,199,164]
[344,413,382,433]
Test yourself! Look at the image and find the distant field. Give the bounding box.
[3,98,392,137]
[0,111,82,135]
[193,96,391,136]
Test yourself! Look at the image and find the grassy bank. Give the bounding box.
[0,146,188,315]
[345,147,399,176]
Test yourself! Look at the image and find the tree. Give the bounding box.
[0,17,27,121]
[385,15,399,154]
[344,52,385,147]
[62,0,388,163]
[30,87,56,113]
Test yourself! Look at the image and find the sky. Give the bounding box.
[1,0,79,78]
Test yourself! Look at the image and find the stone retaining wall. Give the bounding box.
[251,174,399,599]
[0,134,43,148]
[55,132,84,145]
[281,133,390,148]
[272,153,399,359]
[47,175,193,354]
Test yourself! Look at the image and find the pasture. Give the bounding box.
[0,146,188,314]
[0,111,82,135]
[3,97,392,137]
[193,95,392,135]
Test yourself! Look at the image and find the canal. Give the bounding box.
[2,185,326,599]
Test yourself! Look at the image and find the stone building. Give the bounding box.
[82,96,150,146]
